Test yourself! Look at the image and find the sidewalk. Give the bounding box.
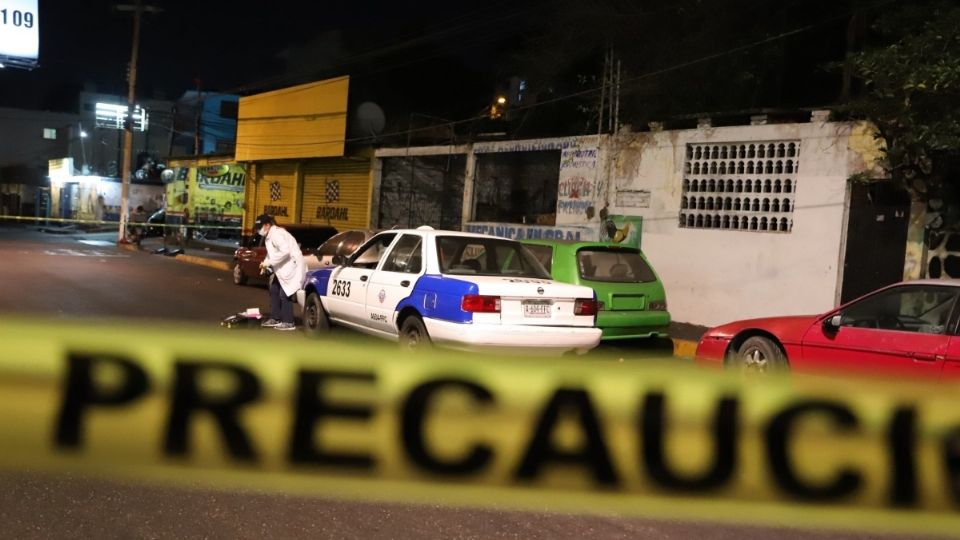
[37,223,120,235]
[669,322,706,358]
[121,235,236,271]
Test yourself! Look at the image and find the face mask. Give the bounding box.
[258,226,268,236]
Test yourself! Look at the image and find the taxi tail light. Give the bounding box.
[574,298,598,316]
[461,294,501,313]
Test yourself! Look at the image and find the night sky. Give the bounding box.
[1,0,883,137]
[0,0,533,119]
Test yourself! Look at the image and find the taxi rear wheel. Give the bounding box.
[399,316,431,351]
[303,292,330,337]
[232,262,248,286]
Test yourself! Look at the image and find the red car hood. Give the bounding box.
[704,315,820,342]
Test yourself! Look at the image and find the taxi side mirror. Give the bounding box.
[823,314,842,333]
[332,254,347,266]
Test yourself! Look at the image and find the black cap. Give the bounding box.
[254,214,275,227]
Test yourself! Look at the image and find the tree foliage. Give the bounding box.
[841,0,960,201]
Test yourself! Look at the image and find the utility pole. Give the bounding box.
[598,48,607,136]
[193,80,202,154]
[116,0,161,242]
[78,122,89,173]
[613,57,621,134]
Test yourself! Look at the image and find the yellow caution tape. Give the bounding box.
[0,316,959,536]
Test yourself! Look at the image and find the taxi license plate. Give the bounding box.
[522,300,552,318]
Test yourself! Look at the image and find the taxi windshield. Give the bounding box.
[437,236,550,279]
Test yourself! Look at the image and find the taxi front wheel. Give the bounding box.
[399,316,432,351]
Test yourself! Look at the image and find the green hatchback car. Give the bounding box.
[522,240,670,340]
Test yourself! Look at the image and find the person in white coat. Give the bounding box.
[255,214,305,331]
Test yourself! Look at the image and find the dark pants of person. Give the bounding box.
[270,277,295,324]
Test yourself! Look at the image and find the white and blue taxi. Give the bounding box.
[296,227,602,354]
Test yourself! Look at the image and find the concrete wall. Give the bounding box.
[593,121,876,327]
[373,122,881,327]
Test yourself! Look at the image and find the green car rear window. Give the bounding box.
[577,248,657,283]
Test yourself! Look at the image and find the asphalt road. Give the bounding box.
[0,226,266,323]
[0,473,929,540]
[0,225,931,539]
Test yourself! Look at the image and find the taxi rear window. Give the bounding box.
[577,248,656,283]
[437,236,550,279]
[524,244,554,272]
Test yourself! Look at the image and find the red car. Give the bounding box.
[695,280,960,380]
[232,225,338,286]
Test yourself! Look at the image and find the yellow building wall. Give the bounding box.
[235,76,349,161]
[300,159,372,231]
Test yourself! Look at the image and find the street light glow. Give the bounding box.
[80,131,88,138]
[496,96,507,105]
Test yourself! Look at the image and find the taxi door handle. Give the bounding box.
[360,275,368,282]
[400,280,410,287]
[909,352,940,362]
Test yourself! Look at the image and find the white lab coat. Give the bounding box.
[264,226,306,297]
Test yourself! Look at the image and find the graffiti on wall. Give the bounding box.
[556,175,596,216]
[560,148,598,170]
[556,144,601,224]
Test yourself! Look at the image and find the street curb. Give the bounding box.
[122,241,233,272]
[673,339,698,358]
[175,254,232,272]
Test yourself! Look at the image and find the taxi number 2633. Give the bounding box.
[331,279,351,297]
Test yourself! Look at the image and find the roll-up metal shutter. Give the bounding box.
[301,159,371,231]
[253,162,297,225]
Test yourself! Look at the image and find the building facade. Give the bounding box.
[170,92,239,157]
[77,92,174,178]
[0,107,83,216]
[373,113,896,327]
[236,77,374,239]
